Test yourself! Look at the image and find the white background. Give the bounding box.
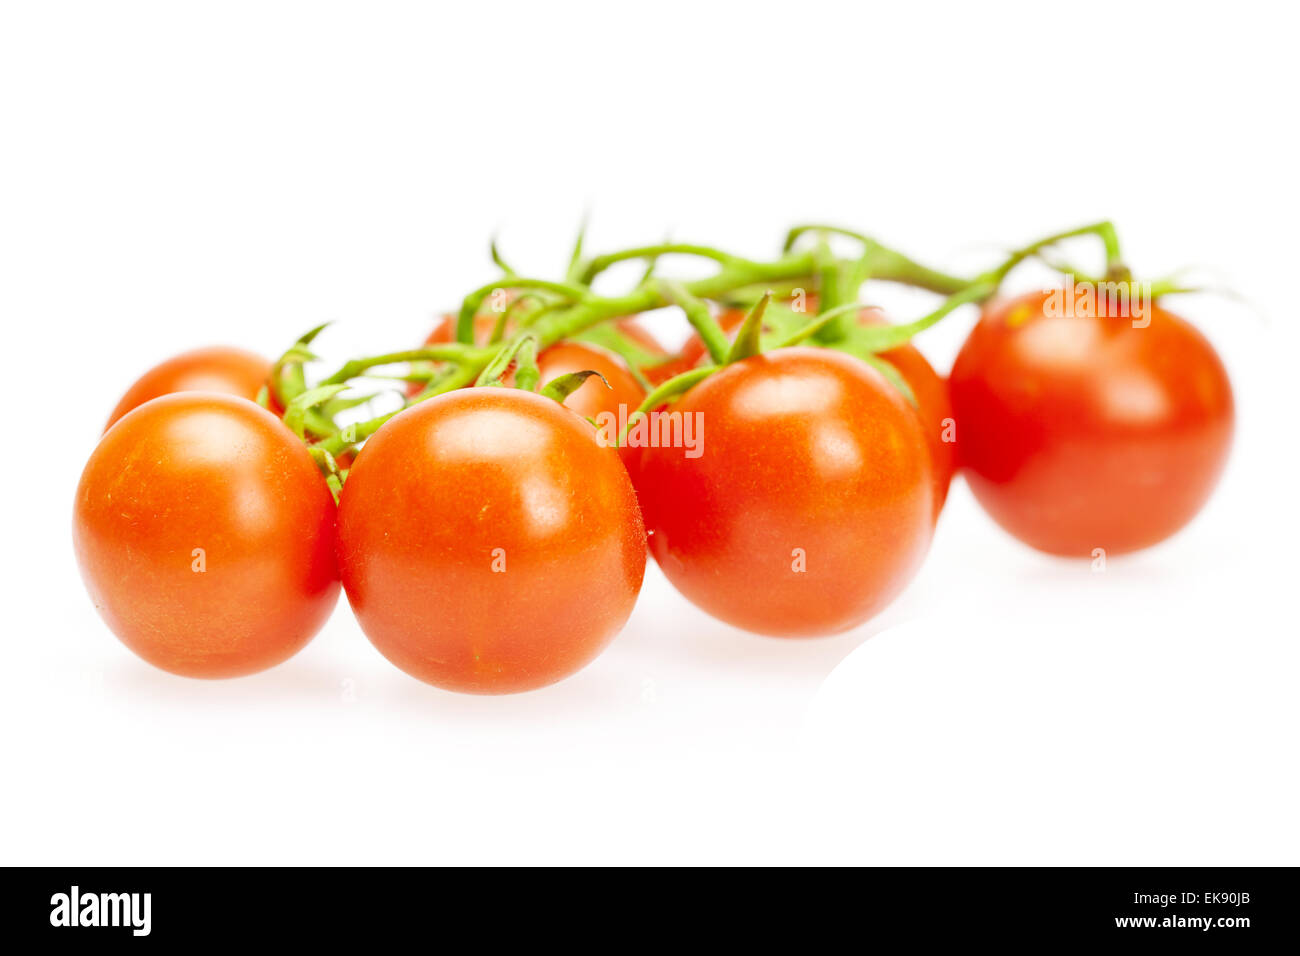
[2,1,1297,865]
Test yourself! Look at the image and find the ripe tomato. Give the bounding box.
[535,341,645,421]
[533,340,648,472]
[636,348,934,637]
[337,388,647,694]
[104,346,272,432]
[949,289,1234,556]
[857,308,956,512]
[658,305,955,512]
[74,393,340,678]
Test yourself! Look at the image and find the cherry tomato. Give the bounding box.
[949,289,1234,556]
[337,388,647,694]
[74,393,340,678]
[533,339,648,472]
[858,308,956,513]
[637,348,934,637]
[657,305,955,512]
[535,341,645,420]
[104,346,273,432]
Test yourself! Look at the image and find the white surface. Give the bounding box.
[2,1,1296,865]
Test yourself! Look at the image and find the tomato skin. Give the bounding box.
[535,341,646,421]
[533,340,647,471]
[949,290,1234,556]
[74,393,340,678]
[637,348,934,637]
[104,346,272,432]
[337,388,646,694]
[858,308,955,513]
[663,306,956,512]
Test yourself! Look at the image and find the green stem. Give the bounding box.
[660,280,730,364]
[853,279,999,352]
[457,278,593,342]
[319,345,489,386]
[989,221,1122,284]
[580,243,742,284]
[310,222,1124,468]
[317,360,479,456]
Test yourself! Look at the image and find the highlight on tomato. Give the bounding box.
[74,393,341,678]
[104,345,273,432]
[949,287,1234,556]
[336,388,647,694]
[654,302,956,513]
[636,347,935,637]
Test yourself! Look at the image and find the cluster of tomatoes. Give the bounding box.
[73,225,1235,694]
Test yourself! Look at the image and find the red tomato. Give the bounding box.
[637,348,934,637]
[534,340,647,472]
[74,393,340,678]
[536,341,645,421]
[858,308,956,513]
[949,289,1234,556]
[658,305,955,512]
[104,346,273,432]
[337,388,647,694]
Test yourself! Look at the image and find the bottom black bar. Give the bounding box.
[7,867,1296,944]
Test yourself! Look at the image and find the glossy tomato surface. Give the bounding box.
[533,340,647,471]
[536,341,646,421]
[637,348,934,637]
[949,289,1234,556]
[337,388,646,694]
[658,305,955,512]
[858,308,955,513]
[104,346,272,432]
[74,393,340,677]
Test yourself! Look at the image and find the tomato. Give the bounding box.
[533,339,648,473]
[857,308,956,512]
[337,388,646,694]
[636,348,934,637]
[535,341,645,420]
[657,305,955,512]
[104,346,272,432]
[74,393,340,678]
[949,289,1234,556]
